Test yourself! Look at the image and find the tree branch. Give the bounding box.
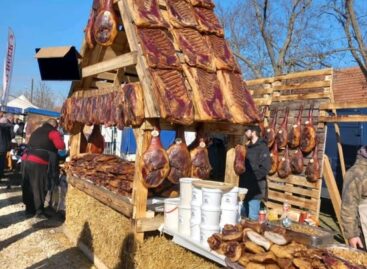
[233,51,263,78]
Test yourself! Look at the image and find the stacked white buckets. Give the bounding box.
[220,187,239,228]
[178,178,199,236]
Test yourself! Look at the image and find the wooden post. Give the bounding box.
[323,154,347,243]
[69,133,82,157]
[224,135,240,186]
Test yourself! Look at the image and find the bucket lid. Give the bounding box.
[180,177,201,183]
[164,198,180,205]
[201,205,221,212]
[223,187,239,193]
[200,224,220,230]
[220,205,239,211]
[202,187,223,193]
[178,205,191,210]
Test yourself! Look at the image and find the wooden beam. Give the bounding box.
[90,80,114,89]
[254,98,272,106]
[82,52,137,78]
[95,72,117,81]
[272,92,330,102]
[323,155,347,243]
[273,81,330,91]
[68,175,133,218]
[135,215,164,233]
[320,101,367,110]
[319,115,367,122]
[248,88,274,95]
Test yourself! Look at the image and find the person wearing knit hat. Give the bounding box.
[341,145,367,249]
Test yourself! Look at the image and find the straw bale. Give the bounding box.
[66,185,220,269]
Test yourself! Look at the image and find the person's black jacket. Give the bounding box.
[0,122,14,153]
[239,138,271,201]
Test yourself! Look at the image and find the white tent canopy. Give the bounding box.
[7,95,38,110]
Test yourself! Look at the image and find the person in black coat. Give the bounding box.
[239,125,271,220]
[0,113,14,179]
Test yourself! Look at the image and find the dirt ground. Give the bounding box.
[0,171,96,269]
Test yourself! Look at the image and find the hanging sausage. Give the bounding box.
[234,144,247,176]
[305,143,321,182]
[142,128,170,188]
[275,107,289,149]
[93,0,118,46]
[300,104,317,154]
[288,105,304,149]
[290,148,304,175]
[277,146,291,179]
[268,142,279,175]
[264,108,278,148]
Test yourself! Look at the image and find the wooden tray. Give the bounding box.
[192,180,235,192]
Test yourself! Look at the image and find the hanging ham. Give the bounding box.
[288,105,304,149]
[166,127,192,184]
[85,9,96,49]
[277,146,291,179]
[268,142,278,175]
[142,129,170,188]
[191,138,212,179]
[300,104,317,154]
[290,149,304,175]
[259,106,269,138]
[86,125,105,154]
[275,107,289,149]
[305,143,321,182]
[234,144,247,176]
[264,108,278,148]
[93,0,118,46]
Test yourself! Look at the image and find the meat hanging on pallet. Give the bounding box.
[120,83,145,127]
[188,0,215,9]
[190,137,212,179]
[129,0,169,28]
[194,7,224,36]
[305,142,321,182]
[93,0,118,46]
[300,104,317,154]
[277,146,291,179]
[141,129,170,188]
[85,9,96,49]
[234,144,247,176]
[166,0,198,28]
[264,108,278,148]
[290,148,304,175]
[288,105,304,149]
[86,125,105,154]
[166,127,192,184]
[275,107,289,149]
[259,106,269,138]
[268,142,278,175]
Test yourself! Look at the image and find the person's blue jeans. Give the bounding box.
[241,199,261,220]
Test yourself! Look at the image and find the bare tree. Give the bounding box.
[327,0,367,79]
[217,0,336,79]
[22,82,56,110]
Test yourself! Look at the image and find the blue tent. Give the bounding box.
[24,107,60,118]
[120,128,176,155]
[1,106,23,114]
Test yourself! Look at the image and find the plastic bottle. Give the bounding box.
[281,201,292,228]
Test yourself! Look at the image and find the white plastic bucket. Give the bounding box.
[200,224,220,249]
[178,206,191,236]
[220,206,239,228]
[191,205,201,224]
[221,187,239,208]
[164,198,180,231]
[202,188,222,209]
[190,223,200,242]
[180,178,200,207]
[191,185,202,207]
[201,205,221,227]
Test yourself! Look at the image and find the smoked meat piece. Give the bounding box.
[184,67,229,121]
[173,28,215,72]
[86,125,105,154]
[264,108,278,148]
[128,0,169,28]
[121,83,144,127]
[166,128,192,184]
[190,138,212,179]
[300,104,317,154]
[85,9,96,49]
[137,28,180,69]
[234,144,247,176]
[194,7,224,36]
[189,0,215,9]
[305,144,321,182]
[268,142,278,175]
[142,129,170,188]
[288,105,303,149]
[93,0,118,46]
[207,35,240,72]
[290,149,304,175]
[166,0,198,28]
[277,146,291,179]
[275,107,289,149]
[150,69,194,125]
[217,71,260,124]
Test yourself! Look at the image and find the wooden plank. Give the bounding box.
[320,101,367,110]
[95,72,117,81]
[267,181,320,199]
[90,80,114,89]
[267,190,318,210]
[272,92,330,102]
[323,155,347,243]
[135,215,164,233]
[224,136,240,186]
[248,88,274,95]
[319,115,367,122]
[273,81,330,91]
[266,201,317,216]
[268,175,321,189]
[254,98,272,106]
[68,176,133,218]
[82,52,137,78]
[118,0,160,118]
[69,133,82,157]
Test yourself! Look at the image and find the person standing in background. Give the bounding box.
[21,118,65,219]
[239,125,271,220]
[0,113,14,183]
